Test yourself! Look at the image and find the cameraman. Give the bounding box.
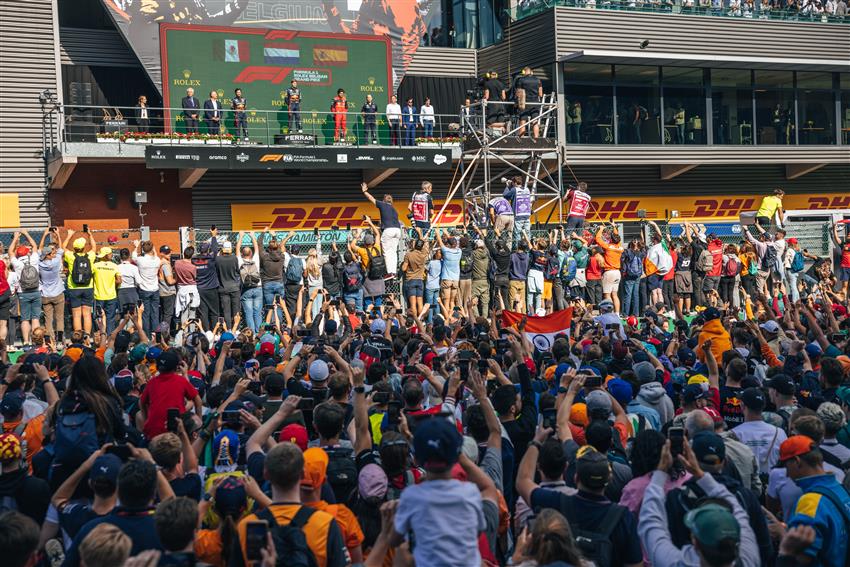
[483,71,506,127]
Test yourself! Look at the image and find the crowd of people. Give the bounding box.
[1,182,850,567]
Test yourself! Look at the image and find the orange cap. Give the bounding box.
[65,347,83,362]
[778,435,816,464]
[570,402,589,427]
[301,447,329,490]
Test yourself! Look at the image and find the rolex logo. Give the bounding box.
[217,89,224,97]
[280,91,287,99]
[250,110,257,116]
[182,69,191,79]
[368,77,375,86]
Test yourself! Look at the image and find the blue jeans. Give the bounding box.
[786,270,800,303]
[263,281,284,320]
[96,298,119,334]
[139,290,160,335]
[423,122,434,137]
[425,288,440,323]
[343,289,363,311]
[513,218,531,246]
[241,287,263,332]
[623,277,640,317]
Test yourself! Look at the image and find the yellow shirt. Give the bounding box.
[756,195,782,218]
[63,251,96,289]
[351,243,382,270]
[92,261,119,301]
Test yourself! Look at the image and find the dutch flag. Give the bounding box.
[264,43,300,65]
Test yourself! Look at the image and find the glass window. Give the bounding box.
[754,70,794,89]
[712,88,754,145]
[663,87,707,144]
[563,63,612,83]
[564,84,614,144]
[842,74,850,90]
[615,65,659,85]
[755,89,795,144]
[797,72,833,89]
[842,91,850,145]
[799,90,836,145]
[711,69,751,88]
[663,67,704,86]
[616,86,661,144]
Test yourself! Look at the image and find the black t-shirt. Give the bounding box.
[322,261,342,296]
[528,249,548,272]
[216,254,240,293]
[516,75,542,103]
[720,385,745,429]
[59,503,104,540]
[169,473,202,501]
[375,201,401,230]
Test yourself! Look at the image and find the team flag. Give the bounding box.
[264,43,300,65]
[213,39,249,62]
[313,45,349,66]
[501,308,573,352]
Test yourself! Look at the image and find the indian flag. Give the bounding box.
[264,43,300,65]
[502,308,573,352]
[213,39,249,62]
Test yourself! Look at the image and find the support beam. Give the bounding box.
[362,168,398,189]
[178,168,207,189]
[47,155,78,189]
[660,163,698,180]
[785,163,826,180]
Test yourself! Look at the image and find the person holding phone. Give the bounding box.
[139,350,202,439]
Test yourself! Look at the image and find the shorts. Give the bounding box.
[703,275,721,292]
[840,267,850,282]
[647,274,664,291]
[572,268,587,288]
[566,215,585,230]
[602,270,622,294]
[0,289,10,319]
[440,279,459,292]
[403,278,425,298]
[674,271,693,294]
[527,270,544,294]
[17,290,42,320]
[543,280,553,300]
[68,288,94,308]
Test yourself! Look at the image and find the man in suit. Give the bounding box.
[203,90,222,134]
[182,88,200,134]
[401,97,417,146]
[135,95,150,131]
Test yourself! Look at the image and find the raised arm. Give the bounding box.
[21,230,38,250]
[352,363,372,455]
[360,182,377,206]
[61,228,75,250]
[245,396,300,458]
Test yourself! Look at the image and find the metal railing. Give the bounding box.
[513,0,850,23]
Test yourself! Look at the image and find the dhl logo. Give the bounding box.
[233,66,292,84]
[241,203,466,231]
[806,196,850,209]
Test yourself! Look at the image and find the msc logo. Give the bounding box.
[411,155,426,163]
[259,154,293,162]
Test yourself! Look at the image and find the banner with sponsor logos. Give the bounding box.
[101,1,440,94]
[160,24,391,141]
[230,192,850,231]
[144,145,452,170]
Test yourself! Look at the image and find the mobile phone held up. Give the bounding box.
[167,408,180,433]
[668,427,685,460]
[245,520,269,561]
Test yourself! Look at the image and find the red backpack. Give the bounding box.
[724,256,739,277]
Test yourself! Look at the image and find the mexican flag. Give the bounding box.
[213,39,250,62]
[502,308,573,352]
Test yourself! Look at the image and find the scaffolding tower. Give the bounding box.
[435,95,565,227]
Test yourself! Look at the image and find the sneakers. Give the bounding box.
[45,539,64,567]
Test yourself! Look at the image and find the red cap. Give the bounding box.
[15,246,29,258]
[787,238,798,245]
[779,435,816,464]
[278,423,308,451]
[702,407,723,424]
[188,370,202,379]
[422,351,437,368]
[259,342,275,356]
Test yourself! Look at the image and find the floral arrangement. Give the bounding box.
[414,136,461,144]
[97,131,235,142]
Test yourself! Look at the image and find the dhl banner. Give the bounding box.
[230,192,850,231]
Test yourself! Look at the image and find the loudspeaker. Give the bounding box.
[134,191,148,204]
[67,122,98,142]
[106,190,118,210]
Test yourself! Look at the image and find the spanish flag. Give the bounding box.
[313,45,348,66]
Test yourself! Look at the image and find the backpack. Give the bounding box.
[790,250,805,273]
[256,506,319,567]
[386,469,416,501]
[546,255,560,280]
[322,262,340,289]
[459,248,473,276]
[366,247,387,280]
[19,257,39,292]
[724,256,739,277]
[325,446,358,504]
[747,257,759,276]
[562,497,625,567]
[54,411,99,466]
[697,249,714,273]
[72,254,93,286]
[761,245,777,272]
[343,263,363,292]
[560,254,577,283]
[624,250,643,278]
[240,260,261,288]
[285,256,303,284]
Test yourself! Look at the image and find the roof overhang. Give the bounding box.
[559,49,850,72]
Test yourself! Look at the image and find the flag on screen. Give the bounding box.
[501,308,573,352]
[213,39,249,62]
[313,45,349,66]
[264,43,300,65]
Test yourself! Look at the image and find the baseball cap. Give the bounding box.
[14,246,29,258]
[301,448,329,490]
[817,402,846,430]
[212,476,247,517]
[766,374,796,396]
[159,245,171,253]
[759,320,781,334]
[89,454,122,484]
[606,379,632,407]
[308,359,329,382]
[703,307,721,321]
[0,391,25,419]
[129,344,148,362]
[98,246,112,258]
[146,346,163,361]
[413,416,462,472]
[691,431,726,465]
[740,387,765,411]
[778,435,816,465]
[107,236,119,244]
[259,342,275,357]
[585,390,612,418]
[112,369,134,396]
[632,361,656,384]
[212,430,240,471]
[73,237,86,250]
[598,299,614,313]
[683,384,707,404]
[0,433,23,464]
[687,373,709,387]
[156,349,180,373]
[575,446,611,489]
[805,342,823,358]
[370,319,387,334]
[570,403,589,427]
[787,237,798,245]
[222,241,233,252]
[278,423,308,450]
[359,464,388,500]
[677,347,697,366]
[684,503,740,547]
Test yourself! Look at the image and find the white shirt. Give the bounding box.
[385,103,401,122]
[732,420,787,474]
[11,253,40,276]
[140,106,148,119]
[419,104,435,125]
[132,252,162,292]
[118,262,140,289]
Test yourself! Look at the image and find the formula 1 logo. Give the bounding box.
[259,154,292,162]
[233,66,293,84]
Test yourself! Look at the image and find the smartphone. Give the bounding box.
[387,400,402,427]
[296,397,315,411]
[831,332,847,343]
[201,411,219,430]
[313,228,319,236]
[245,360,259,370]
[262,304,272,313]
[82,223,89,233]
[218,316,225,325]
[106,442,132,461]
[346,222,351,231]
[542,408,557,431]
[221,410,241,425]
[584,373,603,389]
[329,299,339,307]
[167,408,180,433]
[669,427,685,459]
[248,381,262,395]
[245,520,268,562]
[296,329,312,338]
[273,294,281,304]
